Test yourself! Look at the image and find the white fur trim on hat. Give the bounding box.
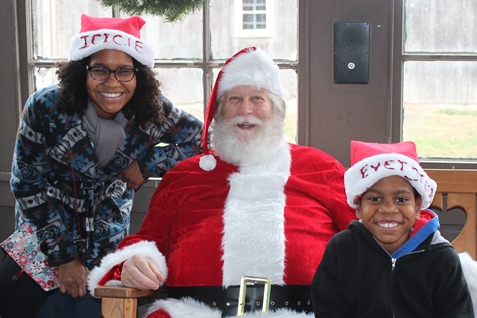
[344,153,437,209]
[69,29,155,67]
[217,48,284,99]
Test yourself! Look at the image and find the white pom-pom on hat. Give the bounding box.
[199,154,217,171]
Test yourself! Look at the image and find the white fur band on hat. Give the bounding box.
[217,48,284,99]
[344,153,437,209]
[69,29,155,67]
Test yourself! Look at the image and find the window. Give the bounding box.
[27,0,297,142]
[235,0,274,37]
[243,0,266,30]
[399,0,477,160]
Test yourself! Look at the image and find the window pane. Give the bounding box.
[34,67,59,91]
[32,0,203,61]
[211,0,297,60]
[404,0,477,53]
[155,68,204,121]
[243,14,255,27]
[280,69,298,144]
[243,0,265,10]
[403,61,477,159]
[32,0,111,59]
[243,14,266,29]
[141,13,202,59]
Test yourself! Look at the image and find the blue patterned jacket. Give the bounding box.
[3,84,203,277]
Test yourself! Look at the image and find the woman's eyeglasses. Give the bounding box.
[86,65,138,82]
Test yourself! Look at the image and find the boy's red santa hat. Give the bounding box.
[199,46,284,171]
[69,14,155,68]
[344,140,437,209]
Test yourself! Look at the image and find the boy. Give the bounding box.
[311,140,474,317]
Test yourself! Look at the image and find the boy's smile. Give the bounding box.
[377,221,400,228]
[356,175,422,255]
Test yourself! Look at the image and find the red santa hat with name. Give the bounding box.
[69,14,155,68]
[199,46,284,171]
[344,140,437,209]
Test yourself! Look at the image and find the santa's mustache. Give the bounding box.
[227,115,263,127]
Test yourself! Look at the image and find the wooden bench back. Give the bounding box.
[426,169,477,260]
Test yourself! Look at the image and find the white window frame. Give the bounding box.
[234,0,274,38]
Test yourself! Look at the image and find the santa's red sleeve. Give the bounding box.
[325,163,357,230]
[87,166,183,296]
[88,240,168,296]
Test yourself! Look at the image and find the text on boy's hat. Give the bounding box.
[344,140,437,209]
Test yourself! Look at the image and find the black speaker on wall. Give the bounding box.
[334,22,370,84]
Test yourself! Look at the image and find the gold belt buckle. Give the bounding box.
[237,275,272,316]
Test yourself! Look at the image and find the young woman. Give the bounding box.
[0,14,204,318]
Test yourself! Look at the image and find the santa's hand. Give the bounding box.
[121,254,164,290]
[58,259,89,298]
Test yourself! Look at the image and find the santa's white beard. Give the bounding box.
[211,114,286,166]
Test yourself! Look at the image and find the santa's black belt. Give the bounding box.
[167,281,312,317]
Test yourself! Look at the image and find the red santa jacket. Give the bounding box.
[89,140,356,317]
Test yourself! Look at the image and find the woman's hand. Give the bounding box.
[118,160,145,190]
[58,260,89,298]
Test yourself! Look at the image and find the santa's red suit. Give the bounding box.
[88,136,356,317]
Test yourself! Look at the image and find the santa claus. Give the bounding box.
[88,47,357,317]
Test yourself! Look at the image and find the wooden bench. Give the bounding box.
[94,286,166,318]
[426,169,477,259]
[94,169,477,318]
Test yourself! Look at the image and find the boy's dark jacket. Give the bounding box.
[311,209,474,317]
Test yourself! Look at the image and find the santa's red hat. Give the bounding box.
[69,14,155,67]
[199,47,284,171]
[344,140,437,209]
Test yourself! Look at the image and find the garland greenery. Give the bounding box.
[96,0,208,22]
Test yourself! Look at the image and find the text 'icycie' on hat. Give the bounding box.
[199,46,284,171]
[344,140,437,210]
[69,14,155,68]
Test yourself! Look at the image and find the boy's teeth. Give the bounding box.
[379,222,398,228]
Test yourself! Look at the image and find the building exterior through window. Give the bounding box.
[25,0,477,159]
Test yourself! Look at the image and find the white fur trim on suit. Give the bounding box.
[344,153,436,209]
[88,240,167,297]
[459,252,477,314]
[145,297,313,318]
[221,139,291,286]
